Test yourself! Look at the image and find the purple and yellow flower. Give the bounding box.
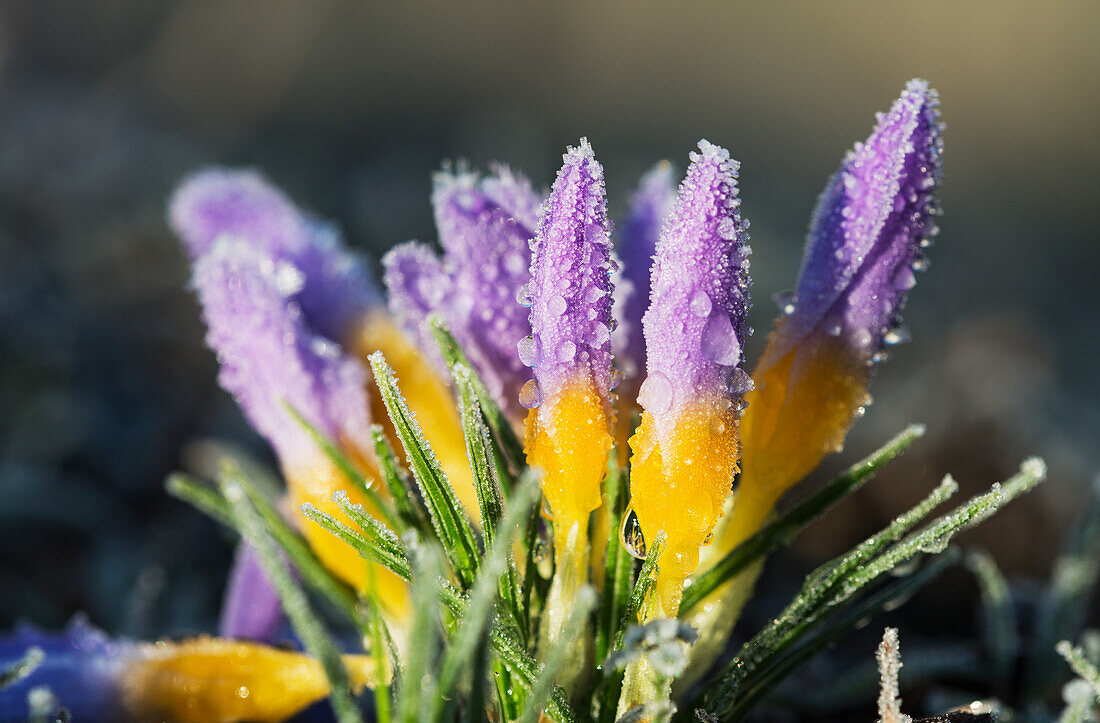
[0,620,378,723]
[732,80,942,541]
[171,169,479,525]
[522,140,615,556]
[627,140,753,616]
[0,80,950,722]
[383,163,540,423]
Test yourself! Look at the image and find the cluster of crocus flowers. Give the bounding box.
[0,80,942,723]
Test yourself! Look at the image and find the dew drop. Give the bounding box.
[639,372,674,414]
[620,507,647,560]
[702,530,714,545]
[517,335,541,367]
[852,328,873,348]
[590,322,610,346]
[725,367,755,395]
[273,260,305,297]
[609,367,622,390]
[911,255,930,273]
[237,686,250,699]
[689,290,713,317]
[773,290,797,316]
[556,340,576,363]
[516,282,534,307]
[548,295,568,316]
[701,313,741,365]
[883,325,911,346]
[519,379,542,409]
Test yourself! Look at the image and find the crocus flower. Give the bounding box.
[679,81,944,691]
[627,140,753,616]
[733,80,943,539]
[0,620,376,723]
[190,239,409,613]
[522,139,615,651]
[171,169,480,526]
[383,163,541,423]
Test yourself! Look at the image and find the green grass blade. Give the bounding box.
[517,586,599,723]
[1057,640,1100,699]
[709,475,959,711]
[396,540,446,723]
[452,362,525,636]
[611,531,666,654]
[1029,474,1100,694]
[1,647,44,690]
[596,457,632,662]
[435,480,539,716]
[966,548,1018,691]
[169,472,363,625]
[285,404,403,531]
[708,551,958,721]
[680,424,926,615]
[370,425,431,533]
[368,351,481,588]
[220,466,364,723]
[166,472,234,527]
[428,315,525,479]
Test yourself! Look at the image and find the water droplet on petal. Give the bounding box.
[609,367,622,390]
[702,530,714,545]
[639,372,673,414]
[725,367,755,395]
[273,260,305,297]
[773,290,797,316]
[516,282,534,307]
[556,340,576,363]
[620,507,647,560]
[883,325,911,346]
[590,322,610,346]
[517,335,540,366]
[548,295,568,316]
[519,379,542,409]
[689,290,713,317]
[702,313,741,365]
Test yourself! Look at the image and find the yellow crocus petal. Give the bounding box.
[739,329,870,503]
[352,312,479,521]
[288,454,410,620]
[524,375,613,541]
[628,403,739,615]
[120,637,381,723]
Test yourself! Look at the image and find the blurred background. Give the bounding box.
[0,0,1097,713]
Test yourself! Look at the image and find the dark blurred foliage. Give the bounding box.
[0,0,1097,701]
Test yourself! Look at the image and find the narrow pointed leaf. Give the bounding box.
[429,315,525,480]
[286,404,403,531]
[369,351,480,587]
[435,480,539,714]
[220,466,364,723]
[517,586,598,723]
[681,424,925,614]
[371,424,431,532]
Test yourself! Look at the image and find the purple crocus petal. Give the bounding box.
[481,162,543,233]
[429,165,539,419]
[0,619,130,721]
[170,168,382,342]
[615,162,677,387]
[219,542,285,642]
[191,239,373,468]
[639,141,752,423]
[382,240,454,371]
[525,139,616,409]
[781,79,942,355]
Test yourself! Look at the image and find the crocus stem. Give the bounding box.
[615,593,670,720]
[539,520,591,692]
